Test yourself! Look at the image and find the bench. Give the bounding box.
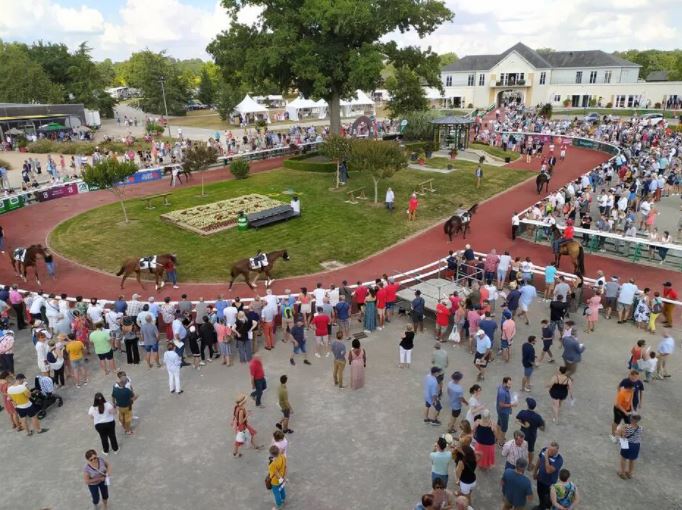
[345,187,368,204]
[247,204,296,228]
[416,179,436,195]
[141,193,171,210]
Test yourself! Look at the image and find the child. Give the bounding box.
[538,319,555,363]
[645,351,658,382]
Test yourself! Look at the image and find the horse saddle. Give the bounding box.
[249,254,268,270]
[456,211,470,223]
[139,256,157,272]
[13,248,26,263]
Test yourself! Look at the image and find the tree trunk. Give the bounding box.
[118,196,129,223]
[335,160,340,189]
[201,172,206,197]
[329,91,341,135]
[372,176,379,203]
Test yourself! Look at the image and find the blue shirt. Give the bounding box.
[516,409,545,441]
[544,265,557,284]
[335,301,350,321]
[496,385,512,416]
[537,448,563,485]
[113,299,127,314]
[215,300,228,320]
[519,285,537,307]
[447,381,464,411]
[423,374,438,404]
[502,468,533,507]
[522,342,536,368]
[479,318,497,342]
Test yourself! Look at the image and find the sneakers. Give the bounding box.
[325,352,330,358]
[423,418,432,424]
[315,353,321,358]
[303,360,311,365]
[431,420,442,426]
[177,390,184,394]
[199,361,206,366]
[290,358,295,366]
[609,434,618,443]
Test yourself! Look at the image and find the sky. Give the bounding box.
[0,0,680,62]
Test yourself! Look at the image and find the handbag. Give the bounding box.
[105,475,111,486]
[235,430,246,443]
[264,473,272,490]
[448,329,461,344]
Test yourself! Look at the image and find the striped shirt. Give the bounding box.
[502,439,529,466]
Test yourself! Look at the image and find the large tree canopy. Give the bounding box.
[208,0,453,133]
[0,43,64,104]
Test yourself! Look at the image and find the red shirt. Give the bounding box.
[436,304,450,326]
[312,314,330,336]
[663,287,678,300]
[376,288,387,309]
[449,296,461,314]
[408,197,418,212]
[249,358,264,380]
[354,286,368,304]
[385,283,400,303]
[564,226,575,239]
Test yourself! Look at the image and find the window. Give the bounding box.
[604,71,612,84]
[467,73,475,86]
[589,71,597,84]
[478,73,485,86]
[575,71,582,84]
[445,75,452,87]
[627,95,635,107]
[539,72,546,85]
[615,95,626,107]
[553,94,561,103]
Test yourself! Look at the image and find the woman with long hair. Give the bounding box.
[298,287,311,326]
[88,392,119,454]
[83,449,111,509]
[454,443,479,504]
[232,393,261,457]
[363,288,377,333]
[547,366,573,424]
[349,339,366,390]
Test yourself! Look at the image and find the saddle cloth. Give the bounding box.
[13,248,26,263]
[456,211,471,223]
[249,254,268,270]
[139,256,157,271]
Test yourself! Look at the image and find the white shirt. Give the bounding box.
[164,350,182,371]
[106,310,122,331]
[87,304,104,324]
[618,283,638,305]
[264,294,278,311]
[385,189,395,203]
[224,306,238,326]
[312,288,327,306]
[290,199,300,214]
[511,215,520,226]
[88,402,116,425]
[658,336,675,355]
[498,254,512,271]
[29,295,45,314]
[36,341,49,371]
[328,287,340,306]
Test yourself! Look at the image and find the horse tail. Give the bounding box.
[116,265,126,276]
[443,220,450,234]
[577,246,585,275]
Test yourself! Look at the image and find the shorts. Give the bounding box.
[143,344,159,353]
[386,301,396,310]
[16,404,38,418]
[451,408,462,418]
[616,302,630,312]
[377,307,385,317]
[542,339,553,352]
[110,330,122,340]
[97,350,114,361]
[281,408,291,418]
[118,406,132,424]
[219,342,231,356]
[435,324,448,334]
[620,442,640,460]
[71,358,84,368]
[613,406,631,425]
[474,352,488,367]
[501,339,510,349]
[526,434,537,453]
[523,366,533,377]
[459,480,476,495]
[605,297,617,309]
[293,340,307,354]
[300,304,311,314]
[338,318,350,331]
[520,303,529,312]
[282,318,294,331]
[497,412,510,433]
[412,313,424,324]
[315,335,329,345]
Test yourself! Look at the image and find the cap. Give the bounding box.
[663,281,672,287]
[476,329,485,336]
[430,366,442,374]
[132,293,140,299]
[526,397,537,409]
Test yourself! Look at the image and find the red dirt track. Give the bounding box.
[2,143,681,301]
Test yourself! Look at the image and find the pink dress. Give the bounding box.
[349,348,365,390]
[587,295,601,322]
[0,381,15,415]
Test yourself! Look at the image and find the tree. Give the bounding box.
[96,59,117,87]
[197,68,216,105]
[0,43,64,103]
[320,135,353,188]
[401,110,440,141]
[81,159,138,223]
[215,82,246,121]
[349,140,407,203]
[121,50,190,115]
[539,103,552,119]
[385,66,429,118]
[208,0,453,135]
[439,52,459,67]
[182,144,219,196]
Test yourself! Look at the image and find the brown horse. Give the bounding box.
[229,249,290,290]
[444,204,479,241]
[10,244,48,285]
[551,225,585,274]
[116,254,177,290]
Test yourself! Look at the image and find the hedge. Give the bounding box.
[283,152,336,172]
[403,141,429,152]
[0,158,11,170]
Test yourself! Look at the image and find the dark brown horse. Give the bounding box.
[229,249,290,290]
[551,225,585,274]
[444,204,479,241]
[10,244,48,285]
[536,172,550,194]
[116,254,177,290]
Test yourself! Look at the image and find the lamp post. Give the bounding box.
[159,76,172,137]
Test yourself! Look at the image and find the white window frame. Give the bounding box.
[478,73,485,86]
[604,71,612,84]
[575,71,582,84]
[467,73,475,86]
[539,72,546,85]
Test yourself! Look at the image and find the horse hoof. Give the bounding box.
[160,281,165,289]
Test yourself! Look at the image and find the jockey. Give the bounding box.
[553,219,575,253]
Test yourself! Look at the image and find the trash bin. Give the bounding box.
[237,215,248,231]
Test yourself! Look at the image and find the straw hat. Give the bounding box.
[235,394,247,406]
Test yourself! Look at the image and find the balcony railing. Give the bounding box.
[495,79,527,87]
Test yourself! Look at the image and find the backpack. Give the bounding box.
[652,300,662,314]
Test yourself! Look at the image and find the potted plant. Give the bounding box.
[562,98,571,108]
[449,147,458,159]
[424,143,436,159]
[417,151,426,165]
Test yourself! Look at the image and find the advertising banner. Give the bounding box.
[0,195,25,215]
[34,182,79,202]
[121,169,163,186]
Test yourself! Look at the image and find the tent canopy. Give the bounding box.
[234,95,268,115]
[424,87,452,100]
[340,89,375,106]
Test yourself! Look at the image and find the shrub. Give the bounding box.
[467,103,474,108]
[229,158,250,179]
[539,103,552,119]
[146,121,165,135]
[403,141,429,152]
[654,102,662,109]
[606,102,613,108]
[26,140,97,155]
[255,119,267,128]
[0,158,11,170]
[283,152,336,172]
[401,110,440,141]
[562,98,571,107]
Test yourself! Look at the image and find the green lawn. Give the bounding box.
[470,143,521,161]
[50,166,531,282]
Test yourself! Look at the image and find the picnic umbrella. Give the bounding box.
[5,127,24,135]
[38,122,65,132]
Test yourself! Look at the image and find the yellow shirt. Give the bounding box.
[66,340,85,361]
[268,454,287,486]
[7,383,31,408]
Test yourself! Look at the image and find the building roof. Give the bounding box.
[646,70,669,82]
[442,42,640,72]
[431,116,473,125]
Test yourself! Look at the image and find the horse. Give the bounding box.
[229,249,290,290]
[550,225,585,275]
[444,204,479,241]
[116,254,177,290]
[536,172,550,194]
[9,244,48,285]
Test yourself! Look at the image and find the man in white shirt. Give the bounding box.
[290,196,301,216]
[224,302,238,327]
[87,300,104,324]
[163,342,183,394]
[29,293,45,321]
[511,213,520,240]
[35,331,50,375]
[263,289,278,313]
[312,283,327,310]
[385,187,395,211]
[497,251,512,288]
[638,200,650,230]
[657,333,674,378]
[617,278,638,323]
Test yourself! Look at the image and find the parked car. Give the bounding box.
[641,112,664,124]
[186,101,209,111]
[583,112,600,123]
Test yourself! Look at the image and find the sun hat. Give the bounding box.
[235,394,247,405]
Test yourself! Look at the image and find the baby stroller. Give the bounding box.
[30,376,63,420]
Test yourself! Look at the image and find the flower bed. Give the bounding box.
[161,193,283,235]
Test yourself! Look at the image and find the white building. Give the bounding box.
[440,42,682,110]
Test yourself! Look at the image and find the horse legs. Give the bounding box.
[264,270,274,287]
[120,271,129,289]
[250,271,260,289]
[155,269,165,291]
[135,270,145,290]
[34,266,41,287]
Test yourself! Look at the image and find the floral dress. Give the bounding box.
[71,316,90,348]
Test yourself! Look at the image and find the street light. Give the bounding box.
[159,76,172,137]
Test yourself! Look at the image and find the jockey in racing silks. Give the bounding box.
[553,219,575,253]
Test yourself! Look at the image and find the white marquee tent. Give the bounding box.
[233,94,269,123]
[285,97,319,121]
[340,90,375,117]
